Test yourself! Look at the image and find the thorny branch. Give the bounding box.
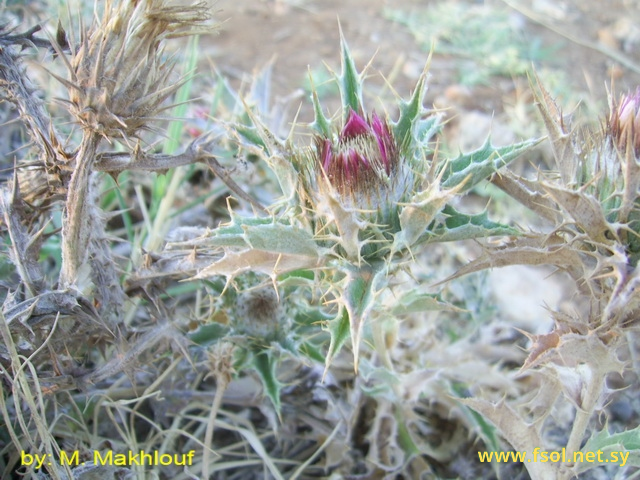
[95,135,267,212]
[0,24,55,50]
[0,28,66,172]
[0,180,45,298]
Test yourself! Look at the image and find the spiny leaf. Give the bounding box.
[192,248,318,281]
[529,71,576,183]
[324,308,351,378]
[461,397,558,480]
[393,66,429,150]
[248,57,274,117]
[338,25,364,116]
[579,427,640,471]
[234,123,268,151]
[309,77,332,137]
[173,216,320,258]
[541,183,612,244]
[412,114,441,152]
[490,170,560,223]
[433,237,583,287]
[418,204,521,244]
[342,263,386,372]
[188,322,230,346]
[252,349,282,414]
[394,181,466,252]
[243,222,319,256]
[323,190,365,262]
[189,220,320,280]
[389,290,463,316]
[395,406,421,456]
[441,137,541,192]
[450,382,501,454]
[299,342,325,364]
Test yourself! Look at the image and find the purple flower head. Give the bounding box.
[316,109,398,204]
[610,88,640,157]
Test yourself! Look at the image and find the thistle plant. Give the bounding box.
[450,77,640,479]
[173,32,539,382]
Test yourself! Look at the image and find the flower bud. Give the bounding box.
[234,287,286,340]
[609,88,640,157]
[316,108,402,211]
[297,107,410,262]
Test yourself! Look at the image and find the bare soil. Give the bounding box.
[206,0,640,144]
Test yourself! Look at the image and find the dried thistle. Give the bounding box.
[459,77,640,480]
[55,0,214,291]
[53,0,213,139]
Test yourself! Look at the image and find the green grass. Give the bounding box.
[385,2,553,85]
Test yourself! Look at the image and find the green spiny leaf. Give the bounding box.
[187,217,320,280]
[188,322,230,346]
[452,383,502,454]
[419,204,520,244]
[234,123,268,152]
[175,216,272,249]
[278,268,315,283]
[573,426,640,472]
[343,263,386,372]
[309,80,332,137]
[582,426,640,454]
[441,137,540,192]
[394,180,466,252]
[393,70,428,150]
[389,290,462,316]
[413,114,441,149]
[395,405,421,456]
[179,216,319,258]
[324,308,351,376]
[248,58,273,116]
[338,26,364,116]
[243,222,319,257]
[252,349,282,414]
[299,342,325,364]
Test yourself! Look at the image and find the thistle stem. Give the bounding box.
[202,345,233,480]
[60,132,101,289]
[564,370,606,464]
